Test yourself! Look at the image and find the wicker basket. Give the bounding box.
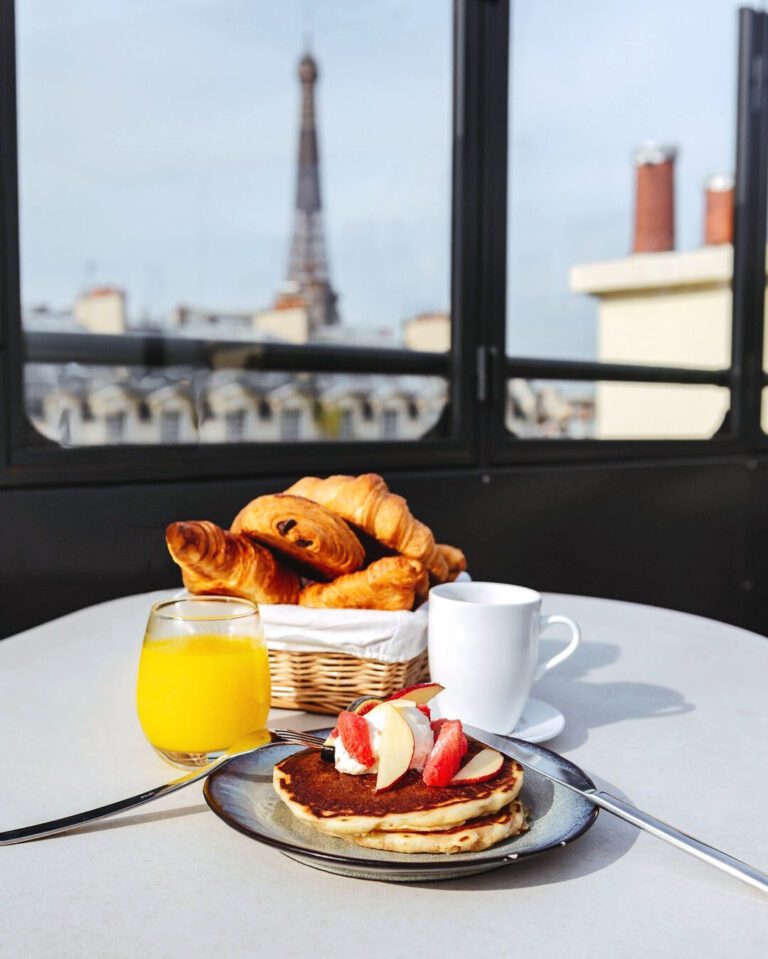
[268,647,430,714]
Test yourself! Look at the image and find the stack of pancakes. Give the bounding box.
[273,740,528,854]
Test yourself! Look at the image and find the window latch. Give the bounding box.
[476,345,494,404]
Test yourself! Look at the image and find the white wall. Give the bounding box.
[571,247,736,439]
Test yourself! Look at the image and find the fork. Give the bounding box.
[0,728,326,846]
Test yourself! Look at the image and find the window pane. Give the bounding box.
[505,380,595,439]
[18,1,451,447]
[505,380,728,440]
[506,0,737,439]
[595,384,729,440]
[25,364,447,446]
[159,410,182,445]
[25,365,198,446]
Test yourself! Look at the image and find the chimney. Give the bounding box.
[703,173,734,246]
[632,142,677,253]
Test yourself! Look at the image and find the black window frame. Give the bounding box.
[1,2,767,489]
[486,3,768,467]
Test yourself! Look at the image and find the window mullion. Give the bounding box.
[729,8,768,444]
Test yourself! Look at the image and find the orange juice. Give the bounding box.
[137,633,271,753]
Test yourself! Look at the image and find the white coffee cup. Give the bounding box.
[427,581,580,734]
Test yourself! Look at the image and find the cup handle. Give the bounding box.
[534,614,581,681]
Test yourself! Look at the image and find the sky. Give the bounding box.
[16,0,756,358]
[17,0,452,336]
[507,0,753,359]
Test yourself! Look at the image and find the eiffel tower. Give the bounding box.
[283,51,339,332]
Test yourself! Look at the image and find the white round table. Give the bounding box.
[0,592,765,957]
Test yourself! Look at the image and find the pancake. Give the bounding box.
[352,799,529,854]
[272,739,524,838]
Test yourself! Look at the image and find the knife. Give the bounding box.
[0,728,316,846]
[463,724,768,896]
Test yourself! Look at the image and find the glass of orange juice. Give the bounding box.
[137,596,270,767]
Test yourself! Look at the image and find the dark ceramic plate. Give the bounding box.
[203,729,599,883]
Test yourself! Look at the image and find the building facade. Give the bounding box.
[570,247,737,439]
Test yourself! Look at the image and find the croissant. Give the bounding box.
[231,493,364,580]
[166,520,300,605]
[285,473,457,584]
[435,543,467,582]
[426,548,450,583]
[285,472,438,566]
[414,562,430,602]
[299,556,426,611]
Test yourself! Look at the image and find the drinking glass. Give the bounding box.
[137,596,270,767]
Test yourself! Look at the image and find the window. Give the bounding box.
[59,408,71,445]
[159,410,181,445]
[338,409,353,441]
[505,0,739,442]
[105,412,126,444]
[225,410,247,443]
[3,2,768,489]
[280,409,302,443]
[381,409,399,439]
[15,0,452,459]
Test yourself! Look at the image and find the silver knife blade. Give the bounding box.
[462,724,595,793]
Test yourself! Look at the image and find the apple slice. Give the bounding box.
[368,703,415,792]
[450,747,504,785]
[386,682,445,706]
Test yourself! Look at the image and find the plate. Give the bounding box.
[513,698,565,743]
[204,729,599,883]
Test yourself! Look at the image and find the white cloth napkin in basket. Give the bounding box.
[259,572,469,664]
[172,573,468,664]
[259,603,428,664]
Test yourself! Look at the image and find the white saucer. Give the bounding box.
[510,698,565,743]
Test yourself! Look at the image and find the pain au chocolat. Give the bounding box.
[232,493,365,580]
[166,520,300,605]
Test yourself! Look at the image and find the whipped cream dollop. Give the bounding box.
[333,701,434,775]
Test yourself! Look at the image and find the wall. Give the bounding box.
[571,247,737,438]
[402,313,450,353]
[0,456,763,640]
[253,307,310,344]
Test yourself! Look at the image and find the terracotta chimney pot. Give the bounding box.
[632,142,677,254]
[703,173,734,246]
